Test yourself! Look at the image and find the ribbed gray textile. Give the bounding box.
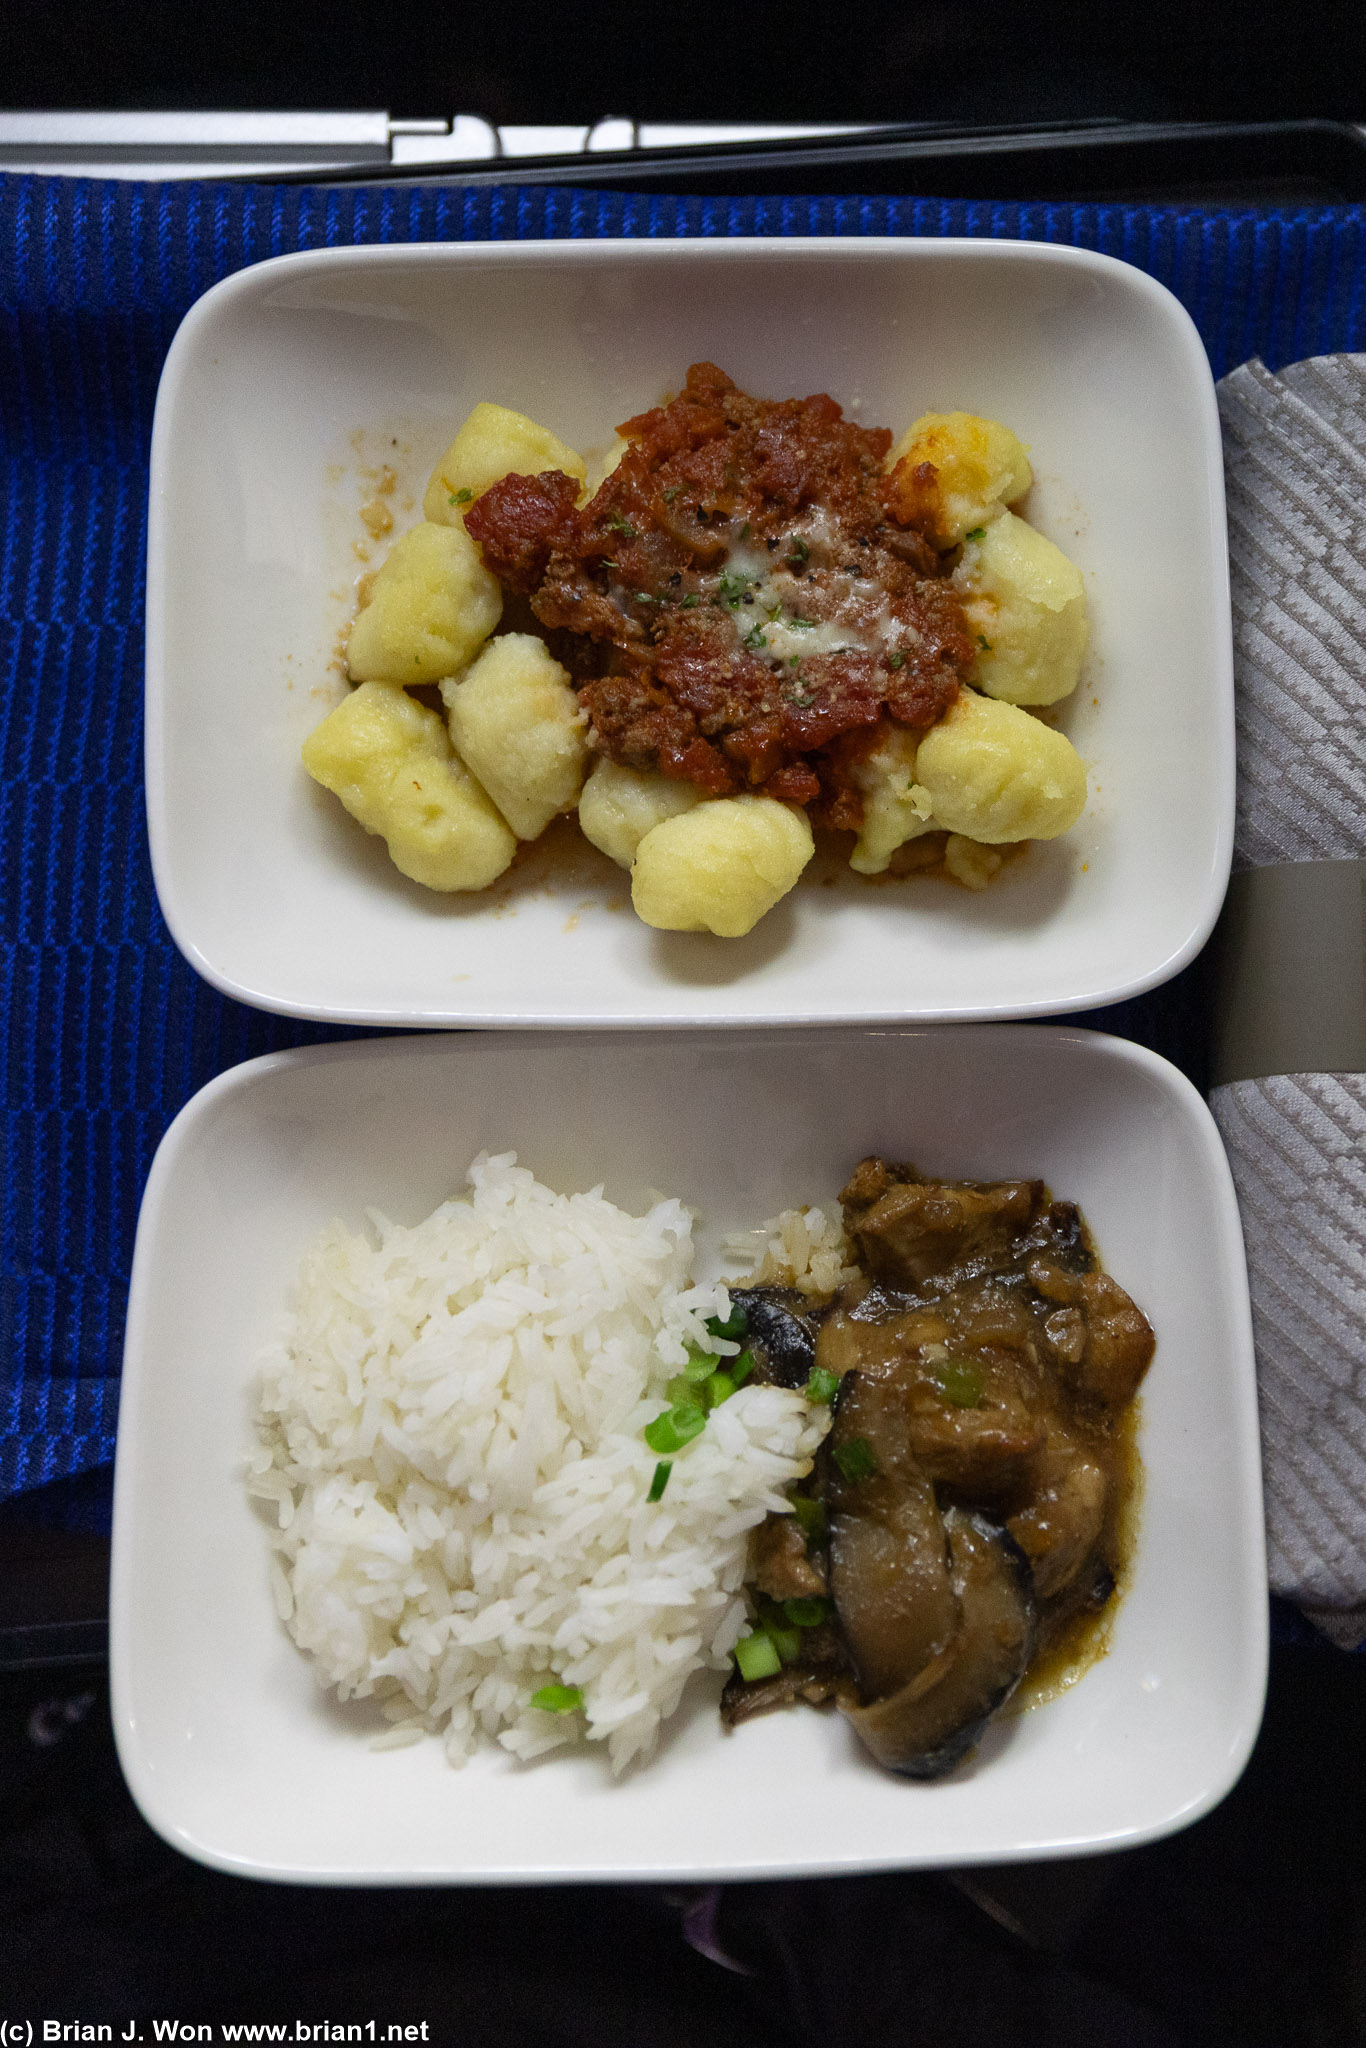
[1209,354,1366,1626]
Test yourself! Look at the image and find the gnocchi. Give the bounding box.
[302,683,516,891]
[884,411,1032,549]
[955,511,1088,707]
[442,633,588,840]
[577,758,706,870]
[913,686,1088,843]
[424,403,587,524]
[631,797,814,937]
[346,521,502,685]
[310,379,1093,937]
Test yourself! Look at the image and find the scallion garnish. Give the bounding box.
[932,1358,985,1408]
[888,650,906,670]
[449,487,474,506]
[607,510,638,539]
[530,1684,583,1713]
[683,1344,721,1380]
[644,1403,707,1455]
[734,1631,781,1682]
[647,1461,672,1502]
[791,1495,828,1544]
[783,1596,832,1628]
[804,1366,840,1405]
[737,521,750,540]
[833,1436,877,1483]
[680,592,700,608]
[730,1348,757,1387]
[705,1307,749,1341]
[704,1370,736,1407]
[785,536,810,567]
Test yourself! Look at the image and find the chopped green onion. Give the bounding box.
[734,1631,782,1682]
[976,634,993,652]
[666,1373,695,1408]
[785,536,810,566]
[647,1461,672,1502]
[706,1308,749,1341]
[607,510,638,538]
[680,591,700,608]
[730,1348,756,1387]
[888,650,906,670]
[644,1403,707,1455]
[932,1358,985,1408]
[635,590,659,605]
[791,1494,828,1544]
[965,526,986,542]
[764,1621,802,1664]
[788,615,815,630]
[530,1684,583,1713]
[737,521,751,540]
[833,1436,878,1483]
[449,487,474,506]
[783,1596,832,1629]
[705,1370,736,1407]
[788,656,801,668]
[683,1345,722,1380]
[804,1366,840,1405]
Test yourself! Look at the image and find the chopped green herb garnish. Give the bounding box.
[737,521,750,540]
[783,1596,832,1629]
[785,536,810,567]
[449,487,474,506]
[634,590,659,605]
[530,1684,583,1713]
[965,526,986,542]
[705,1370,736,1407]
[764,1620,802,1664]
[833,1436,878,1484]
[976,634,993,652]
[788,656,801,668]
[718,570,751,606]
[734,1631,782,1682]
[666,1373,695,1408]
[932,1358,985,1408]
[600,557,618,569]
[647,1461,672,1502]
[730,1348,756,1387]
[607,510,638,539]
[888,650,906,670]
[680,591,700,608]
[744,624,768,650]
[706,1308,749,1341]
[788,615,815,630]
[662,485,683,503]
[644,1403,707,1455]
[790,1494,828,1544]
[683,1344,722,1379]
[803,1366,840,1405]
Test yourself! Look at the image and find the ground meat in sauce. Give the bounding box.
[464,363,977,821]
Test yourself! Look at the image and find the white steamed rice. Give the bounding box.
[247,1152,829,1772]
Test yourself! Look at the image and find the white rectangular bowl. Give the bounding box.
[145,238,1233,1027]
[111,1026,1266,1884]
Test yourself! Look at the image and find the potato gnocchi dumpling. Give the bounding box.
[955,511,1088,706]
[442,633,588,840]
[631,797,814,938]
[914,686,1087,843]
[884,411,1032,549]
[577,758,706,870]
[302,682,516,891]
[423,403,587,524]
[849,726,937,876]
[347,522,502,685]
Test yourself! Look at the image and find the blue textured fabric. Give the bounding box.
[3,173,1366,1523]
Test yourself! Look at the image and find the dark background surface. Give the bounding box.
[4,0,1366,2037]
[5,0,1366,128]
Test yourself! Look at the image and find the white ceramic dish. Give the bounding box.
[145,238,1233,1028]
[111,1026,1265,1884]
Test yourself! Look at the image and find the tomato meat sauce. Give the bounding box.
[465,363,976,826]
